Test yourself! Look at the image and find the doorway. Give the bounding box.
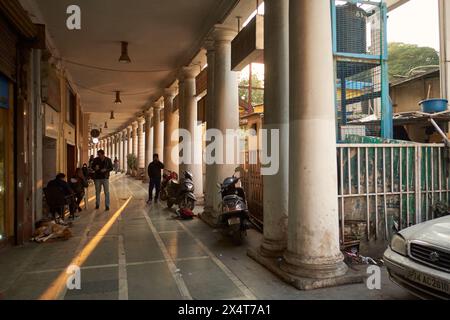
[67,144,76,179]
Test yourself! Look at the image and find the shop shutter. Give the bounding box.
[0,15,18,81]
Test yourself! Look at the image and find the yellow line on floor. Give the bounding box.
[39,196,133,300]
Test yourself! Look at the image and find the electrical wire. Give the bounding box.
[74,82,157,96]
[58,58,173,74]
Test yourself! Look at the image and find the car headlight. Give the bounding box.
[390,234,407,256]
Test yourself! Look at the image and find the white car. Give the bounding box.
[383,216,450,300]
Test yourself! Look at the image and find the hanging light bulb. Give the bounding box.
[110,111,115,120]
[115,91,122,104]
[119,41,131,63]
[104,121,108,129]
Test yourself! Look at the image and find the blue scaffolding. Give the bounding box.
[331,0,393,139]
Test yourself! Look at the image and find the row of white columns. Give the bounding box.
[88,0,347,287]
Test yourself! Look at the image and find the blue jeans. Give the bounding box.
[149,178,161,201]
[94,179,110,208]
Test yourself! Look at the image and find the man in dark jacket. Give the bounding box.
[46,173,77,220]
[91,149,114,211]
[147,154,164,203]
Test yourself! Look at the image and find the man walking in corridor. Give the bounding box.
[147,154,164,203]
[91,149,114,211]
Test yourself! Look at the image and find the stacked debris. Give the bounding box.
[32,220,73,243]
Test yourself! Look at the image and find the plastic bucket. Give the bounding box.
[419,99,448,113]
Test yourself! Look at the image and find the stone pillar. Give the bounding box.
[137,117,145,171]
[164,88,179,174]
[111,136,116,160]
[105,138,109,157]
[115,133,121,162]
[153,100,163,159]
[127,126,132,174]
[177,77,185,176]
[211,25,239,214]
[144,109,153,182]
[439,0,450,100]
[204,41,216,213]
[122,129,127,172]
[280,0,347,283]
[132,121,138,157]
[118,132,123,172]
[180,66,203,198]
[259,0,289,257]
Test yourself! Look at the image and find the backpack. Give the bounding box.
[177,208,194,220]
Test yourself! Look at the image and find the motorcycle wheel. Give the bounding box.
[231,225,246,245]
[186,198,195,211]
[160,189,168,201]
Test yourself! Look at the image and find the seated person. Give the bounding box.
[69,168,88,213]
[46,173,77,220]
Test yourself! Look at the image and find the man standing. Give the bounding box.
[147,154,164,203]
[91,149,113,211]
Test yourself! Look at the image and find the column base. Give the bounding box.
[247,246,365,291]
[260,238,287,258]
[198,209,220,228]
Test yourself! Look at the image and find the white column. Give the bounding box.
[211,25,239,214]
[118,132,123,172]
[439,0,450,100]
[178,76,185,176]
[260,0,289,257]
[122,129,128,172]
[115,133,120,161]
[164,88,179,173]
[132,121,138,157]
[204,41,216,212]
[105,138,110,157]
[180,66,203,198]
[137,117,145,170]
[281,0,347,280]
[111,136,116,160]
[153,100,163,158]
[144,108,153,181]
[127,126,132,173]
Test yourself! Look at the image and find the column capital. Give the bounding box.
[137,117,145,125]
[203,38,215,52]
[145,108,153,119]
[181,65,200,80]
[131,121,139,130]
[153,99,163,111]
[212,24,237,42]
[164,87,177,99]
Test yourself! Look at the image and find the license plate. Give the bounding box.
[228,217,240,226]
[407,270,450,294]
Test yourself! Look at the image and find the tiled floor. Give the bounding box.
[0,174,416,300]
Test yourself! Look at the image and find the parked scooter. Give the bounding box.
[217,168,250,245]
[160,170,178,201]
[166,171,196,210]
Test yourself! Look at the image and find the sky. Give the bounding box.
[387,0,440,51]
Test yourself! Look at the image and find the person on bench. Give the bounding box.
[46,173,77,220]
[69,168,88,213]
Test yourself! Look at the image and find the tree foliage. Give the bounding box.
[388,42,439,80]
[239,73,264,107]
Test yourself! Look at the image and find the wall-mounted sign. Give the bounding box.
[0,74,9,109]
[44,103,60,139]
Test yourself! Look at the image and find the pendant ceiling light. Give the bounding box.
[110,111,115,120]
[119,41,131,63]
[115,91,122,104]
[104,121,108,129]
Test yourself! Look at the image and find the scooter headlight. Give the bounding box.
[390,234,407,256]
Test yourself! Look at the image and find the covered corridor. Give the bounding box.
[1,0,450,301]
[0,174,413,300]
